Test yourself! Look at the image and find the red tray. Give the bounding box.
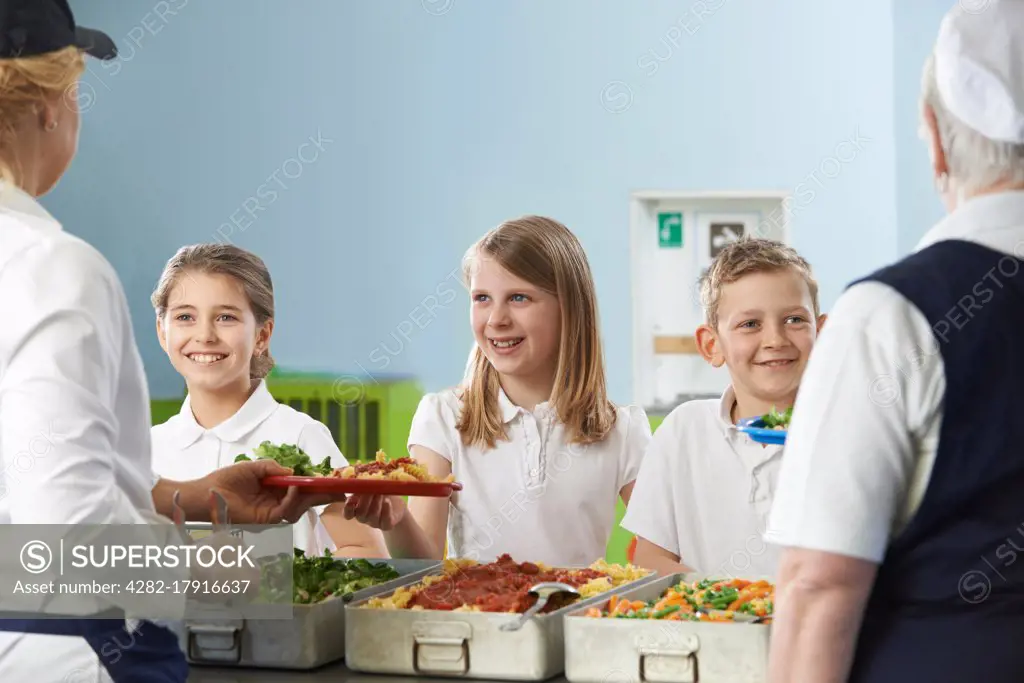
[261,475,462,498]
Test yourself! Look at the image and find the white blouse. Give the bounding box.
[408,387,650,567]
[0,182,180,682]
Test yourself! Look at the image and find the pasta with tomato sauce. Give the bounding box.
[362,554,650,613]
[331,449,456,483]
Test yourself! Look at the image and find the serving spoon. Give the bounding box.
[500,582,580,632]
[701,608,767,623]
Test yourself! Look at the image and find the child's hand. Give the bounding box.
[342,494,407,531]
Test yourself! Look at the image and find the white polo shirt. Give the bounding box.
[767,191,1024,562]
[151,380,337,556]
[621,387,783,578]
[409,388,650,567]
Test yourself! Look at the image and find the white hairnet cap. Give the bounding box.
[935,0,1024,143]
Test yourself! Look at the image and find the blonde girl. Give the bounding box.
[149,243,387,558]
[345,216,651,566]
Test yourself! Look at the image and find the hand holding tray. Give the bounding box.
[260,475,462,498]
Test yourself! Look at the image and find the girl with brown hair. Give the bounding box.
[149,243,388,559]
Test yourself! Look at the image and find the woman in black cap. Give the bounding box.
[0,2,341,680]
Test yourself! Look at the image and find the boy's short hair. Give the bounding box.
[699,237,820,329]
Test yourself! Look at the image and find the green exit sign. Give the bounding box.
[658,212,683,248]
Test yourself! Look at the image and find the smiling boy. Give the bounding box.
[621,238,826,578]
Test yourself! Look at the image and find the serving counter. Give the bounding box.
[182,559,771,683]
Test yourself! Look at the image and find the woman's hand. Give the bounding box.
[200,460,305,524]
[342,494,407,531]
[182,460,343,524]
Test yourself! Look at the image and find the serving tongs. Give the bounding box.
[171,489,232,541]
[211,489,231,531]
[500,582,580,632]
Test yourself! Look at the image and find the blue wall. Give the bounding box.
[52,0,899,403]
[892,1,951,255]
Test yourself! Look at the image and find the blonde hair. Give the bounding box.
[458,215,616,449]
[151,244,276,379]
[0,46,84,188]
[699,237,819,329]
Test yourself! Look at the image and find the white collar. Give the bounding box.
[716,387,741,423]
[717,385,784,445]
[497,388,520,423]
[0,183,59,226]
[719,385,784,467]
[915,190,1024,254]
[717,385,740,434]
[496,387,556,423]
[171,380,280,449]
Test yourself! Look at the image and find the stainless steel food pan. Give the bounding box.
[180,558,441,670]
[344,567,660,681]
[564,573,772,683]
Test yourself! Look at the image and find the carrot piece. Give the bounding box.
[608,595,619,611]
[728,584,774,610]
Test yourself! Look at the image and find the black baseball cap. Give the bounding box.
[0,0,116,60]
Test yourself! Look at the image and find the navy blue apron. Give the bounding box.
[845,239,1024,682]
[0,614,188,682]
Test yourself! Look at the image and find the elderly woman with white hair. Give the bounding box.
[764,2,1024,682]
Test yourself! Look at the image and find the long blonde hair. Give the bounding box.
[457,215,616,449]
[0,46,84,188]
[151,243,277,379]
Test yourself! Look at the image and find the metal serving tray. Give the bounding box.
[344,566,660,681]
[564,574,772,683]
[180,558,442,671]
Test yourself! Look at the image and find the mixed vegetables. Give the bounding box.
[760,406,792,431]
[234,441,334,476]
[259,549,401,605]
[585,577,774,622]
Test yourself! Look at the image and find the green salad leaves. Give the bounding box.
[234,441,333,476]
[761,406,792,430]
[259,549,401,605]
